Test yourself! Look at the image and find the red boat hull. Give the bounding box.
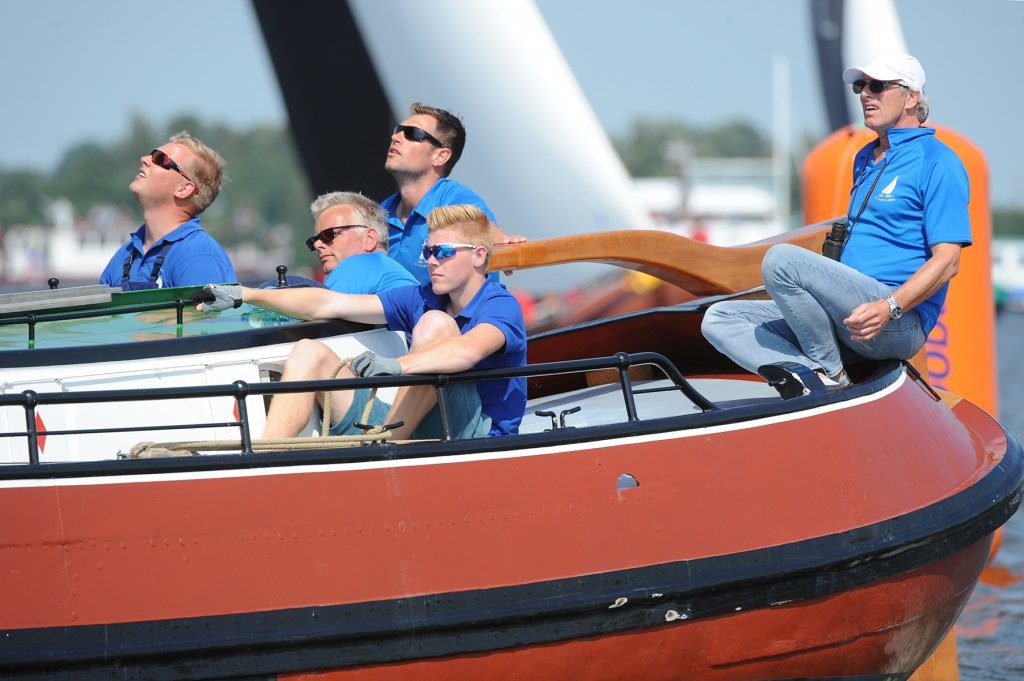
[0,372,1020,679]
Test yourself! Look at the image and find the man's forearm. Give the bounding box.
[244,286,386,323]
[891,243,962,312]
[242,286,335,320]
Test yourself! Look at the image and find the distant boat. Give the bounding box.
[993,238,1024,312]
[0,225,1020,679]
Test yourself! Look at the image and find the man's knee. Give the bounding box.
[702,302,748,350]
[701,303,728,344]
[762,243,821,294]
[761,243,801,284]
[410,310,459,349]
[286,339,341,376]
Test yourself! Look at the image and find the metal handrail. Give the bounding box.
[1,352,715,464]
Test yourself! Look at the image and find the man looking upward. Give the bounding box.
[383,102,524,283]
[100,131,235,290]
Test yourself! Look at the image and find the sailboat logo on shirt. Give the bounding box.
[877,176,899,202]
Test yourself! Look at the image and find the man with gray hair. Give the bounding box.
[100,131,236,290]
[305,191,417,294]
[702,53,970,389]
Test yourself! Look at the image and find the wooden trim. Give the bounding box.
[489,221,834,296]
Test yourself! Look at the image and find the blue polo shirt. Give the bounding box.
[381,177,496,285]
[841,127,971,335]
[99,218,236,288]
[324,251,418,294]
[377,279,527,436]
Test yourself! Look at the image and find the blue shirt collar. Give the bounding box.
[129,217,203,252]
[886,126,934,150]
[384,177,452,223]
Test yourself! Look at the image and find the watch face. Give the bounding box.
[886,296,902,320]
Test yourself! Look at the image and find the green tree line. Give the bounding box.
[4,114,1022,245]
[611,118,772,177]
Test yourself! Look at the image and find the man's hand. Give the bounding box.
[350,351,403,377]
[497,234,528,244]
[197,284,243,312]
[489,221,527,245]
[843,299,890,342]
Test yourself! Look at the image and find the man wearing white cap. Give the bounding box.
[702,53,971,390]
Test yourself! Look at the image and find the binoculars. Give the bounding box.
[822,221,849,261]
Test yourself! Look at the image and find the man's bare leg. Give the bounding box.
[387,311,459,439]
[263,339,357,438]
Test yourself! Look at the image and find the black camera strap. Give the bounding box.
[846,158,889,234]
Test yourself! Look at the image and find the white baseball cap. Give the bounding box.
[843,53,926,92]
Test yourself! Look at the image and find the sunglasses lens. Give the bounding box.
[853,80,893,94]
[421,244,458,261]
[307,228,341,251]
[151,150,170,168]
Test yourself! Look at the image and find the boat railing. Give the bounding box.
[0,351,716,465]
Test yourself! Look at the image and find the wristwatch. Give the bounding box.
[884,295,903,320]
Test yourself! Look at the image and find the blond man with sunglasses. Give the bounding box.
[200,204,527,441]
[99,131,235,290]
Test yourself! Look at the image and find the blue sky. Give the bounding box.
[1,0,1021,208]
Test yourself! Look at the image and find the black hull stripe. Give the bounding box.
[1,430,1020,679]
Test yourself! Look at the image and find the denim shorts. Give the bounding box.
[329,384,492,440]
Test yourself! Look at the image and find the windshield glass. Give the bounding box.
[0,285,297,350]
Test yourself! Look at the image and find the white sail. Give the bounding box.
[843,0,909,125]
[348,0,650,292]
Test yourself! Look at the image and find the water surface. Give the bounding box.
[957,310,1024,680]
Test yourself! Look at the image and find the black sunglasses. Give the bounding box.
[851,79,902,95]
[149,149,192,182]
[393,124,445,148]
[305,225,365,251]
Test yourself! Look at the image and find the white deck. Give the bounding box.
[520,378,779,434]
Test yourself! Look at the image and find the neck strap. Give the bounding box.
[846,158,889,232]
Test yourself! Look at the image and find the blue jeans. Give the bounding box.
[701,244,927,377]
